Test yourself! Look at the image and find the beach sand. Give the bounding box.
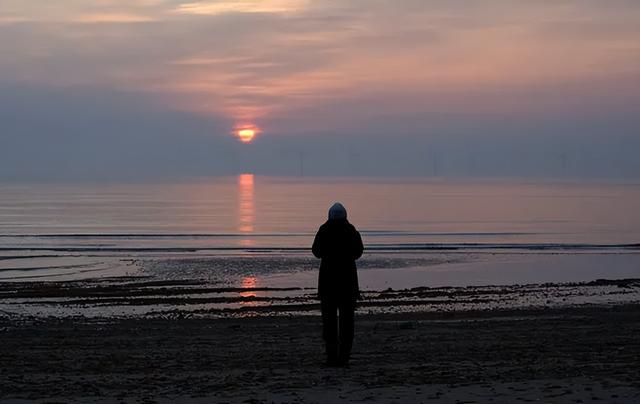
[1,304,639,403]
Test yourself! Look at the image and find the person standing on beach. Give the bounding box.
[312,202,364,366]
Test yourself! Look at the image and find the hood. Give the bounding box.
[328,202,347,220]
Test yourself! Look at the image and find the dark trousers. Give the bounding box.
[321,299,355,362]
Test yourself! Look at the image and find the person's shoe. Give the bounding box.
[336,358,349,367]
[338,346,351,367]
[325,344,339,366]
[325,357,340,367]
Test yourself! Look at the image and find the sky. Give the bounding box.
[1,0,640,180]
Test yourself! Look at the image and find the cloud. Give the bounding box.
[173,0,307,15]
[73,13,157,23]
[0,0,162,25]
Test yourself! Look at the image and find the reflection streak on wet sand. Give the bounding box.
[238,275,265,307]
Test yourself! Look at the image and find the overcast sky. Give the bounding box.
[1,0,640,180]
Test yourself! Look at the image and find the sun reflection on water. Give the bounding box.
[237,173,255,246]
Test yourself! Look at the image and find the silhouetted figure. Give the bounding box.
[312,202,364,366]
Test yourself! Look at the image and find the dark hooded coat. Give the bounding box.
[312,219,363,303]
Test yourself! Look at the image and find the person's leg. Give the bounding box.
[338,301,355,366]
[321,300,339,365]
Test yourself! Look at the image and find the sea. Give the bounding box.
[1,176,639,317]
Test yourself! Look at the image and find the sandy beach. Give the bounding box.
[2,302,639,403]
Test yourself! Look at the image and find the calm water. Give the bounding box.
[2,176,640,316]
[2,176,640,247]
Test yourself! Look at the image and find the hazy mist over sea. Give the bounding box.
[1,83,639,180]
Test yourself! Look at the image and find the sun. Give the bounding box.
[237,128,255,143]
[235,124,259,143]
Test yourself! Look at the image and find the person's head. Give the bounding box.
[328,202,347,221]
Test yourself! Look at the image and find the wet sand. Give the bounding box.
[2,304,639,403]
[2,276,640,318]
